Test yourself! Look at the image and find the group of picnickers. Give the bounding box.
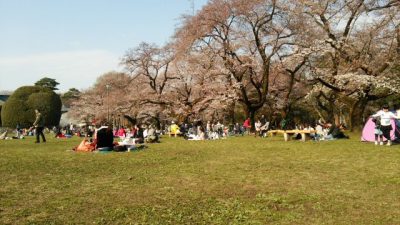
[167,119,264,140]
[1,105,399,148]
[167,116,347,141]
[165,105,400,145]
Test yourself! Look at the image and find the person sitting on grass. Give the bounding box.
[0,130,8,140]
[134,124,144,144]
[254,120,262,137]
[234,123,243,136]
[54,126,65,138]
[324,122,349,140]
[145,125,158,143]
[303,124,315,139]
[198,126,206,140]
[96,124,114,150]
[169,121,180,137]
[314,123,324,140]
[117,126,126,138]
[259,121,269,137]
[187,126,206,141]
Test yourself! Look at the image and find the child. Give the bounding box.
[372,117,383,145]
[371,105,400,146]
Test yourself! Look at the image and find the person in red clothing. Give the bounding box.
[117,126,126,138]
[243,118,251,135]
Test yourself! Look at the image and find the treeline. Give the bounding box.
[70,0,400,130]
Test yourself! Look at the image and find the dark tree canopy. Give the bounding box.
[1,86,62,128]
[34,77,60,91]
[61,88,81,107]
[63,88,80,99]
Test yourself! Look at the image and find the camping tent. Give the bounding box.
[361,118,400,142]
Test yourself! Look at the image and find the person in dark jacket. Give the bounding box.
[134,125,144,144]
[96,125,114,149]
[327,122,348,139]
[33,109,46,143]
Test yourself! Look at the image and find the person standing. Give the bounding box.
[243,118,251,135]
[33,109,46,143]
[372,117,383,145]
[16,123,21,138]
[69,123,74,135]
[371,105,400,146]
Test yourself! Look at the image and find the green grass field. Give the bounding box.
[0,134,399,224]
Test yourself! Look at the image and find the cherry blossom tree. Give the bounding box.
[298,0,400,129]
[175,0,310,130]
[68,0,400,131]
[121,42,179,127]
[169,51,237,123]
[68,71,137,125]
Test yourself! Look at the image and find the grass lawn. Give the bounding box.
[0,134,399,224]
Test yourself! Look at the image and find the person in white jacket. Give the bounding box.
[371,105,400,146]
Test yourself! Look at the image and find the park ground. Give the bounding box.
[0,134,399,224]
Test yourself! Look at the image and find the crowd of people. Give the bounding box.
[165,115,350,141]
[2,105,400,148]
[73,123,161,152]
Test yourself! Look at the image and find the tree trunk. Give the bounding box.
[334,114,340,126]
[348,104,355,131]
[249,108,256,132]
[349,98,368,131]
[230,102,236,125]
[155,117,161,130]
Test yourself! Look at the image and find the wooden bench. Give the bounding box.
[167,131,180,137]
[267,130,285,136]
[267,129,316,141]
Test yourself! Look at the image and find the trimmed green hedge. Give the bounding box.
[1,86,62,128]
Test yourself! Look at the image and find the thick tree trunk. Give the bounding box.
[249,108,256,133]
[281,109,287,120]
[230,102,236,125]
[348,104,355,131]
[349,99,368,131]
[155,117,161,130]
[334,114,340,126]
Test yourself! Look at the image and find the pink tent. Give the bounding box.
[361,118,396,142]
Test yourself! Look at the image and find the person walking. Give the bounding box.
[33,109,46,143]
[371,105,400,146]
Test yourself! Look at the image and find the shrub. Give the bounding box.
[1,86,62,128]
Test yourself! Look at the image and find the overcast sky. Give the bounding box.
[0,0,208,92]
